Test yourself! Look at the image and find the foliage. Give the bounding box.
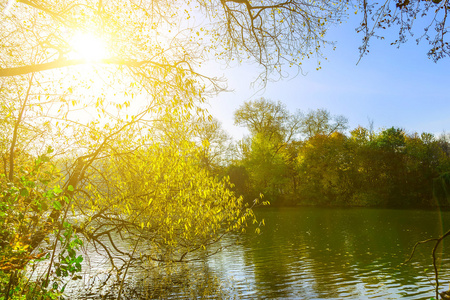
[0,147,83,299]
[76,135,259,265]
[375,127,406,150]
[0,0,280,297]
[0,271,60,300]
[0,148,56,273]
[295,127,450,207]
[232,100,450,208]
[224,164,252,200]
[297,132,354,205]
[234,99,303,204]
[244,132,290,203]
[433,172,450,206]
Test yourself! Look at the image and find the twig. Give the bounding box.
[402,229,450,299]
[117,234,141,300]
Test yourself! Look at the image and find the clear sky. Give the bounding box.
[206,14,450,140]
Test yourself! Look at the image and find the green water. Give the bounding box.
[58,207,450,299]
[207,207,450,299]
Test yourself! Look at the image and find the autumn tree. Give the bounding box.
[347,127,450,207]
[296,132,354,205]
[285,124,450,207]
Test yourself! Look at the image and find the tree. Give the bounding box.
[234,98,302,144]
[350,126,371,146]
[356,0,450,62]
[244,132,291,203]
[347,127,450,207]
[0,0,350,85]
[375,127,406,150]
[296,132,354,205]
[300,108,348,139]
[224,164,252,200]
[234,99,302,204]
[0,0,288,297]
[76,134,254,266]
[191,117,233,174]
[404,132,450,206]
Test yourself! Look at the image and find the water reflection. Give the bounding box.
[36,208,450,299]
[208,208,450,299]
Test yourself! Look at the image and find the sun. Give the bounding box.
[70,32,109,62]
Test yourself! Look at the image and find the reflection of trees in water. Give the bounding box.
[243,208,310,298]
[99,262,234,299]
[37,230,238,299]
[41,208,450,299]
[73,258,237,299]
[241,208,450,299]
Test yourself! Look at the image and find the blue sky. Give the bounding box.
[207,14,450,140]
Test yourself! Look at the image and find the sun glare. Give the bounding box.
[70,32,108,62]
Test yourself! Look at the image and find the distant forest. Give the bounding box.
[204,98,450,207]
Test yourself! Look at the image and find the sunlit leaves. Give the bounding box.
[78,129,256,261]
[0,0,269,294]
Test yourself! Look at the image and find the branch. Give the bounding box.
[0,58,174,77]
[8,74,34,180]
[17,0,64,22]
[402,229,450,300]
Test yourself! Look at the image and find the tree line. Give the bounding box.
[204,98,450,208]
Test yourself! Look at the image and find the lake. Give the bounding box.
[205,207,450,299]
[61,207,450,299]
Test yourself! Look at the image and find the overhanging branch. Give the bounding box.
[0,58,169,77]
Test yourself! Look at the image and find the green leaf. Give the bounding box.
[53,186,63,194]
[19,188,29,197]
[68,249,76,257]
[52,200,62,210]
[67,185,74,191]
[26,181,36,188]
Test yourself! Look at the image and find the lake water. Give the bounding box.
[60,207,450,299]
[206,207,450,300]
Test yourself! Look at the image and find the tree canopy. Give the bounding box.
[227,99,450,207]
